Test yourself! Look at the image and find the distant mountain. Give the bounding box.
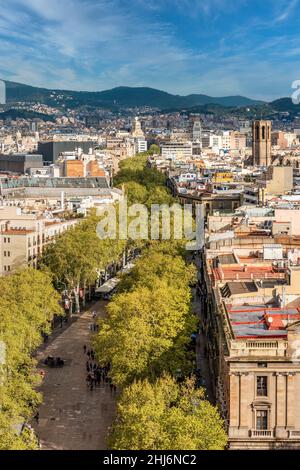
[270,97,300,113]
[2,80,264,110]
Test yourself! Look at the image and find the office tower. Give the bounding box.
[252,120,272,166]
[192,120,202,143]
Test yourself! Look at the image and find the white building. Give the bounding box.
[161,141,192,160]
[135,138,148,154]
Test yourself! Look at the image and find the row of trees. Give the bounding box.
[93,155,228,450]
[0,269,62,449]
[41,214,127,313]
[0,150,227,450]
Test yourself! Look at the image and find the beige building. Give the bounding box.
[0,207,78,274]
[131,117,144,138]
[258,166,293,202]
[253,120,272,166]
[203,249,300,449]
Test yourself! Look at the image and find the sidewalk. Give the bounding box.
[189,254,215,404]
[33,301,116,450]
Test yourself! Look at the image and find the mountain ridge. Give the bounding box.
[2,80,264,110]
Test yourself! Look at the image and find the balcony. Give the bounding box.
[288,431,300,438]
[230,340,288,358]
[250,430,274,438]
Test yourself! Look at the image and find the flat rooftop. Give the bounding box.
[213,264,286,282]
[227,305,300,340]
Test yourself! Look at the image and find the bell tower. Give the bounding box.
[252,120,272,167]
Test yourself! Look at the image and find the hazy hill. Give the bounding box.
[2,81,264,110]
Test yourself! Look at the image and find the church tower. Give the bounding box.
[252,120,272,167]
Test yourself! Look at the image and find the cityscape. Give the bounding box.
[1,0,300,460]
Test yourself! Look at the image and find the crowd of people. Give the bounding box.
[84,313,117,394]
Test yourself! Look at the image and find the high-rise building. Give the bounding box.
[192,120,202,143]
[252,120,272,166]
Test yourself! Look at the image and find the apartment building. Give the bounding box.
[0,207,78,274]
[161,141,193,160]
[202,212,300,449]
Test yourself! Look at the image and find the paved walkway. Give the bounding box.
[33,301,116,450]
[190,254,215,404]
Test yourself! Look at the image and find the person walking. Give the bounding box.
[34,411,40,425]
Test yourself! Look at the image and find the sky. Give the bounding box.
[0,0,300,100]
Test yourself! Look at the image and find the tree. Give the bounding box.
[0,268,62,450]
[109,376,227,450]
[41,217,126,312]
[94,280,192,387]
[118,248,196,293]
[121,182,148,205]
[149,144,160,155]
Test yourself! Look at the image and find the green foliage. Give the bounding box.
[109,376,228,450]
[149,144,160,155]
[94,242,197,386]
[0,268,62,450]
[41,214,126,311]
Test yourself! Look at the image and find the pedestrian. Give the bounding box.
[87,350,91,358]
[34,412,40,425]
[83,345,87,354]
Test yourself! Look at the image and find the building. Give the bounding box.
[192,120,202,142]
[258,166,294,199]
[37,141,98,164]
[161,141,192,160]
[0,153,44,174]
[135,138,148,154]
[272,132,288,149]
[131,117,145,138]
[0,206,78,274]
[252,120,272,167]
[203,247,300,449]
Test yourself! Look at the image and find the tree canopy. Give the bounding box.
[109,376,228,450]
[0,268,62,450]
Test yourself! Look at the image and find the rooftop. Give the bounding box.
[227,305,300,340]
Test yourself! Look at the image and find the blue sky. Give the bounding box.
[0,0,300,100]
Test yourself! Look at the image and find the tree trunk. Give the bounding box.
[74,286,80,314]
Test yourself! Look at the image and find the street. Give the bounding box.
[190,254,215,404]
[33,301,116,450]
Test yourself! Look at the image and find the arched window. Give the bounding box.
[256,125,259,140]
[262,126,266,140]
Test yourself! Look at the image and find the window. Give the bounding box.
[256,125,259,140]
[262,126,266,140]
[7,266,11,272]
[257,376,268,397]
[256,410,268,431]
[258,362,268,368]
[4,251,6,257]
